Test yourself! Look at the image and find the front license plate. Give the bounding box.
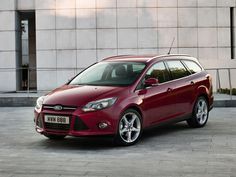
[44,115,69,124]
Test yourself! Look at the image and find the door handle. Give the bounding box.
[167,88,172,92]
[190,81,195,85]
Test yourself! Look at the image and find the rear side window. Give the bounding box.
[166,60,190,80]
[183,60,202,74]
[145,62,170,83]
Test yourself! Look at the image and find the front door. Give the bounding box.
[139,61,177,125]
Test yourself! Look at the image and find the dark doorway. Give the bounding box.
[16,11,37,91]
[230,7,235,59]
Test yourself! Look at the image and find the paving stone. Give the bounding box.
[0,108,236,176]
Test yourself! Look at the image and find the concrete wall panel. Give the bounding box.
[57,50,76,68]
[178,0,197,7]
[0,0,15,10]
[77,29,96,49]
[17,0,35,10]
[76,9,96,29]
[0,31,16,51]
[36,30,55,50]
[117,8,137,28]
[36,10,55,30]
[118,29,138,48]
[77,49,97,68]
[56,30,76,49]
[0,11,16,31]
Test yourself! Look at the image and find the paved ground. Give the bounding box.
[0,107,236,177]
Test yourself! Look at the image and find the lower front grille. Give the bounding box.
[44,123,70,131]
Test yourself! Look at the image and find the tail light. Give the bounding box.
[206,74,213,95]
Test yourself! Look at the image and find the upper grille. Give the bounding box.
[43,105,77,111]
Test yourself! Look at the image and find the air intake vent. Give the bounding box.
[36,115,43,128]
[44,123,70,131]
[74,117,89,131]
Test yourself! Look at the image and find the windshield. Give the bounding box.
[69,62,146,86]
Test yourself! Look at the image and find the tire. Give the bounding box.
[114,109,142,146]
[44,133,66,140]
[187,96,209,128]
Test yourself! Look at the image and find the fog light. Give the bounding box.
[98,122,108,129]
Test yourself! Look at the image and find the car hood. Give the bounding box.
[43,85,127,107]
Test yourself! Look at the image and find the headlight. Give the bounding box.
[82,97,117,112]
[35,96,46,110]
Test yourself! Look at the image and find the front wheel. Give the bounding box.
[187,96,209,128]
[115,109,142,146]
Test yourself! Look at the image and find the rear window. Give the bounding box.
[183,60,202,74]
[166,60,190,80]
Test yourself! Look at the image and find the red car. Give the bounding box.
[34,54,213,145]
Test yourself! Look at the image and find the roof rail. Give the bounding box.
[146,55,161,62]
[158,54,191,58]
[102,54,192,62]
[147,54,191,62]
[102,55,132,61]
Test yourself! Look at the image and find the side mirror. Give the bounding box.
[144,78,159,87]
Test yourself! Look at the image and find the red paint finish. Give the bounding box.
[34,55,213,137]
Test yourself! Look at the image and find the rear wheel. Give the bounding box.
[115,109,142,146]
[187,96,209,128]
[44,134,66,140]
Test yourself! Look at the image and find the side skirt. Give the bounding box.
[144,113,192,131]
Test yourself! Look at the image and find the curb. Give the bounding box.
[213,100,236,107]
[0,97,37,107]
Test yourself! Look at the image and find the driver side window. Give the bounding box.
[146,62,171,84]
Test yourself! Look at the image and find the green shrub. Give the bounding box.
[232,88,236,95]
[218,88,236,95]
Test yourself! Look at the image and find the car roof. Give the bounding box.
[102,54,195,63]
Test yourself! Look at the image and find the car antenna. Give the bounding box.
[167,37,175,55]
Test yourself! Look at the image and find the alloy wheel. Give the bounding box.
[119,112,141,144]
[196,99,208,125]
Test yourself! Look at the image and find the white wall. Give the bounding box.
[0,0,236,91]
[35,0,236,91]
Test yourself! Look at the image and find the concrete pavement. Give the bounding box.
[0,107,236,177]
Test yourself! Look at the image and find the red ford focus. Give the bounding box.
[34,54,213,145]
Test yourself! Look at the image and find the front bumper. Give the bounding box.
[34,106,119,137]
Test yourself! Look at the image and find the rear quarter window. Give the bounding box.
[183,60,202,74]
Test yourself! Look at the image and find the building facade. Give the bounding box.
[0,0,236,92]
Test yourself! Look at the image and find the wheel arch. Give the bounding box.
[126,106,143,118]
[120,104,145,126]
[196,85,210,107]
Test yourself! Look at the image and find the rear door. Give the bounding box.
[165,60,194,117]
[182,59,205,107]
